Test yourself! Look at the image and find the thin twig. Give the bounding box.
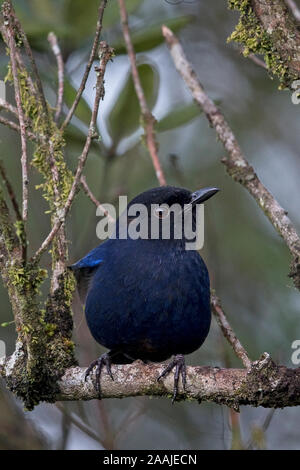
[2,6,29,229]
[80,175,115,223]
[247,53,267,70]
[48,32,64,122]
[118,0,166,186]
[162,25,300,290]
[285,0,300,22]
[0,160,22,222]
[11,7,49,122]
[211,293,252,369]
[32,42,114,263]
[237,47,267,70]
[60,0,108,132]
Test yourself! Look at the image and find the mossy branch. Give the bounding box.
[0,1,109,410]
[228,0,300,88]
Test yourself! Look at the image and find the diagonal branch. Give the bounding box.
[60,0,108,132]
[211,293,252,369]
[118,0,166,187]
[32,42,114,263]
[80,175,115,223]
[162,25,300,291]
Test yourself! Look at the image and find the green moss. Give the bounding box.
[227,0,298,89]
[7,264,47,294]
[5,66,73,210]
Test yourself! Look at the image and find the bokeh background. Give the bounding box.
[0,0,300,450]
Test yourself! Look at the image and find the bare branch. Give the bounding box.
[211,293,252,369]
[285,0,300,22]
[162,25,300,290]
[32,42,114,263]
[60,0,108,132]
[80,175,115,223]
[48,32,64,122]
[118,0,166,187]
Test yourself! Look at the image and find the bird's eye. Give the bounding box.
[154,205,170,219]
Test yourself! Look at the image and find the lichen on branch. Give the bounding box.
[228,0,300,88]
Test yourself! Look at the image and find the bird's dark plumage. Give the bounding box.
[71,185,219,400]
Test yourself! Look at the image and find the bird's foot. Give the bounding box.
[85,352,114,398]
[157,354,186,403]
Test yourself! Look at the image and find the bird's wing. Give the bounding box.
[69,245,103,305]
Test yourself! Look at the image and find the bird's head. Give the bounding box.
[113,185,219,248]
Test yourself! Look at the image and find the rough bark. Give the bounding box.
[228,0,300,88]
[51,354,300,410]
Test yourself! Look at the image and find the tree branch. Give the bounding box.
[118,0,167,186]
[47,353,300,410]
[48,32,64,123]
[211,293,252,369]
[162,25,300,291]
[1,4,29,227]
[32,42,114,263]
[80,175,115,223]
[11,4,50,122]
[60,0,108,132]
[228,0,300,88]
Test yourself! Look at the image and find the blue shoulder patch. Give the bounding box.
[70,245,103,270]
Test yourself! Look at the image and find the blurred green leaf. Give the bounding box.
[108,63,159,143]
[64,0,141,46]
[114,16,194,55]
[13,0,68,51]
[156,102,202,133]
[64,78,91,127]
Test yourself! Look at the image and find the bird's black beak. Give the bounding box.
[190,187,220,205]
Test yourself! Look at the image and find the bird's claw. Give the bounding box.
[85,352,114,398]
[157,354,187,403]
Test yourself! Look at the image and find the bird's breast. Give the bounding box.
[85,239,211,359]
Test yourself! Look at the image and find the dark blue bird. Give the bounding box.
[71,185,219,401]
